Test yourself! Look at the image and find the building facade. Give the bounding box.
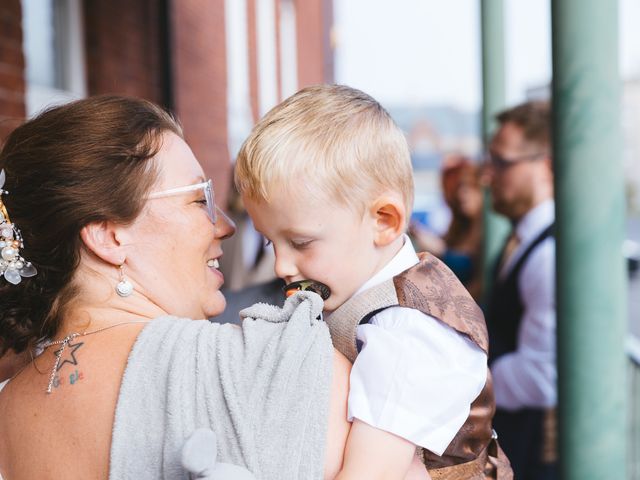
[0,0,334,205]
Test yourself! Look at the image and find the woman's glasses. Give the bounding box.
[148,179,217,224]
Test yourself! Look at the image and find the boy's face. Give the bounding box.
[243,189,386,312]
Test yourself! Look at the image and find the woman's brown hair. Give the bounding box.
[0,95,182,355]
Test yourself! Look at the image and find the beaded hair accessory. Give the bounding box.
[0,169,37,284]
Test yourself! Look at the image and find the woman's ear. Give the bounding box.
[79,221,127,265]
[370,194,406,247]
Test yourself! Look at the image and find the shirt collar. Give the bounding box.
[354,234,419,297]
[515,199,555,244]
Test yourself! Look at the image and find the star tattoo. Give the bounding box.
[54,340,84,372]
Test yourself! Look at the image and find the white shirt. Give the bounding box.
[347,236,487,455]
[492,199,556,411]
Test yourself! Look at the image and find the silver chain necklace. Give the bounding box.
[41,320,150,394]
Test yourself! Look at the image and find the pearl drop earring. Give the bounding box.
[116,264,134,297]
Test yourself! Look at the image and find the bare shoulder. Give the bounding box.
[0,381,10,472]
[0,324,147,478]
[0,364,49,477]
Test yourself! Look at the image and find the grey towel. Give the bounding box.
[180,428,257,479]
[110,292,333,479]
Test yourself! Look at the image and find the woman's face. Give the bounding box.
[125,132,235,319]
[456,174,483,219]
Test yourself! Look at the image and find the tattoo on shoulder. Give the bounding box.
[50,340,86,390]
[54,340,84,372]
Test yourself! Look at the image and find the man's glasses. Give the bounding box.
[148,179,217,224]
[485,151,546,170]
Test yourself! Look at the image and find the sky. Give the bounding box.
[334,0,640,112]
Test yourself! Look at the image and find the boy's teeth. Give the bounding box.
[207,259,219,268]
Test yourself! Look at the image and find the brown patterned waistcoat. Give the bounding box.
[325,253,512,480]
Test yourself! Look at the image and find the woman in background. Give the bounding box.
[411,154,483,299]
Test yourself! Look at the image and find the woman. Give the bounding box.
[410,155,483,300]
[0,96,352,479]
[439,156,483,299]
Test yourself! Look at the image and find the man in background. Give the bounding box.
[485,101,557,480]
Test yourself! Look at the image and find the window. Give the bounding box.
[279,0,298,99]
[21,0,87,116]
[225,0,253,160]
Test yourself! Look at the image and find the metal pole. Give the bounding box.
[480,0,510,302]
[552,1,627,478]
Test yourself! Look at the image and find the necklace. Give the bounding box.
[41,320,150,394]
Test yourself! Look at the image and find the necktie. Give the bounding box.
[499,230,520,271]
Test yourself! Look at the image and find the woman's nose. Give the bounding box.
[214,208,236,240]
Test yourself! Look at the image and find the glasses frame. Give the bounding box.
[485,151,547,170]
[147,179,217,224]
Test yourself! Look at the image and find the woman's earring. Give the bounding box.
[116,264,134,297]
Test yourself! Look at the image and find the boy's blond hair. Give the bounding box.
[235,84,414,220]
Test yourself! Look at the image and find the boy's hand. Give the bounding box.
[335,419,429,480]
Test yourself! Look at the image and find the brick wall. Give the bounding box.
[0,0,25,143]
[170,0,231,204]
[321,0,334,83]
[248,0,333,116]
[84,0,167,104]
[274,0,283,102]
[0,0,332,203]
[295,0,333,87]
[247,0,260,122]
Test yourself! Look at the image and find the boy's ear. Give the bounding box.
[370,194,406,247]
[79,221,128,266]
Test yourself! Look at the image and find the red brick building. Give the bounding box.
[0,0,334,204]
[0,1,26,140]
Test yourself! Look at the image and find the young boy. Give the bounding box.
[235,85,511,479]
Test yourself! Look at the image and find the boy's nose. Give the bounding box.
[274,251,298,282]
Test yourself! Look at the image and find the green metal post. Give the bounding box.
[480,0,510,301]
[552,1,627,478]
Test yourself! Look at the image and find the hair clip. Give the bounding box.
[0,169,37,285]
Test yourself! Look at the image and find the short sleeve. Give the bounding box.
[348,307,487,455]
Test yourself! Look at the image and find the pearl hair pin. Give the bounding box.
[0,169,37,285]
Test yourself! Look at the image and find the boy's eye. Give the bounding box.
[263,238,273,247]
[194,198,207,206]
[290,239,313,250]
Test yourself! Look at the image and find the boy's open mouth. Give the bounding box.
[283,279,331,301]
